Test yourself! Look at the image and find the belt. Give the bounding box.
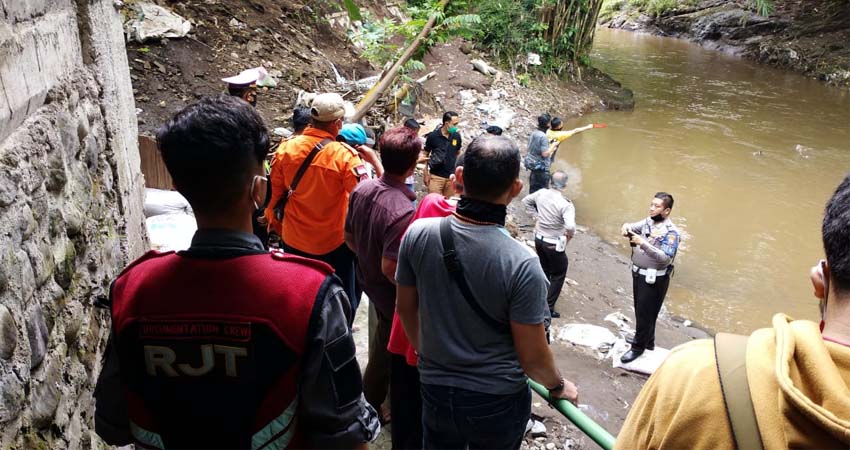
[632,265,669,277]
[535,234,561,245]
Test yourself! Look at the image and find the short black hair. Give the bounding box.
[157,95,268,214]
[443,111,459,124]
[824,174,850,294]
[292,106,312,133]
[550,117,562,129]
[537,113,551,130]
[404,118,421,130]
[462,134,520,201]
[655,192,674,209]
[485,125,503,136]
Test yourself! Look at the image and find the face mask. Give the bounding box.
[250,175,269,211]
[448,126,458,134]
[651,214,664,222]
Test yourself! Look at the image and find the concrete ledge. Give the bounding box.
[0,5,81,141]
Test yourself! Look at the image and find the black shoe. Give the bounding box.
[625,337,654,351]
[620,348,644,364]
[550,311,561,318]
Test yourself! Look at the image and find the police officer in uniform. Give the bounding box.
[619,192,680,363]
[94,95,379,449]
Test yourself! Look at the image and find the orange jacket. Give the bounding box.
[265,127,366,255]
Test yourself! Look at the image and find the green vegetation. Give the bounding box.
[344,0,608,78]
[600,0,775,20]
[348,2,480,77]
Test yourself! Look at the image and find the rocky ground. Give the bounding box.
[600,0,850,87]
[124,1,708,448]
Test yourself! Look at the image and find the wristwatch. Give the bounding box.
[547,378,565,393]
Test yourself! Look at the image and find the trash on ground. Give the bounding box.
[124,2,192,43]
[556,323,617,350]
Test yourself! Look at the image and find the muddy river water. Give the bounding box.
[556,29,850,333]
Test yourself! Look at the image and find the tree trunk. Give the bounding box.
[351,0,450,123]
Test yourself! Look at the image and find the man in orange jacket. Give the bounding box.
[265,93,381,315]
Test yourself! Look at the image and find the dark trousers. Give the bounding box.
[390,354,422,450]
[534,237,569,312]
[529,170,550,194]
[282,242,358,322]
[631,271,671,351]
[421,383,531,450]
[363,304,392,415]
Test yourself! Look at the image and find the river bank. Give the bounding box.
[599,0,850,87]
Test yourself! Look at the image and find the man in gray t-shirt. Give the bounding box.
[525,113,554,194]
[396,134,577,450]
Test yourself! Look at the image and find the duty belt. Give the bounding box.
[632,265,669,277]
[535,233,561,245]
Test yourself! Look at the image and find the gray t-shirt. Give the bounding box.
[396,216,548,394]
[526,129,551,171]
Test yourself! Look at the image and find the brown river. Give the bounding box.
[556,29,850,333]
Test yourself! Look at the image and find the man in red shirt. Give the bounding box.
[386,153,464,450]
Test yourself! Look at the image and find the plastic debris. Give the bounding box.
[604,311,634,334]
[146,213,197,252]
[556,324,617,350]
[124,2,192,43]
[527,53,543,66]
[471,59,498,76]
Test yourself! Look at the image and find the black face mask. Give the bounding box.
[651,214,664,223]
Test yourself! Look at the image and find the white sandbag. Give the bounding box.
[146,213,197,252]
[144,188,192,218]
[610,338,670,375]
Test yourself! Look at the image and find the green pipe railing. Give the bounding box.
[528,379,617,450]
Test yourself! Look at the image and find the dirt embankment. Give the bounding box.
[601,0,850,87]
[125,1,693,447]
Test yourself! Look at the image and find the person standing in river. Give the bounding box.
[524,113,552,194]
[620,192,680,363]
[522,171,576,318]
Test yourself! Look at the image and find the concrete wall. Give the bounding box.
[0,0,146,447]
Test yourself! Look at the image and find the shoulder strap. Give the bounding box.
[715,333,764,450]
[439,217,510,333]
[273,138,332,221]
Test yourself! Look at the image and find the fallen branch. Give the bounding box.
[351,0,450,122]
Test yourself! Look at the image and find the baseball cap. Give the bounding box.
[311,93,346,122]
[338,123,369,146]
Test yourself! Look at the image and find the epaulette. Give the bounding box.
[339,141,360,156]
[269,249,334,275]
[115,249,175,279]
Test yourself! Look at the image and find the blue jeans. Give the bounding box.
[421,383,531,450]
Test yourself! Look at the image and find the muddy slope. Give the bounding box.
[601,0,850,87]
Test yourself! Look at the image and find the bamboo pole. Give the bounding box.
[528,380,617,450]
[351,0,450,123]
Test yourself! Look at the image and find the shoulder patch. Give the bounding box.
[352,164,369,181]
